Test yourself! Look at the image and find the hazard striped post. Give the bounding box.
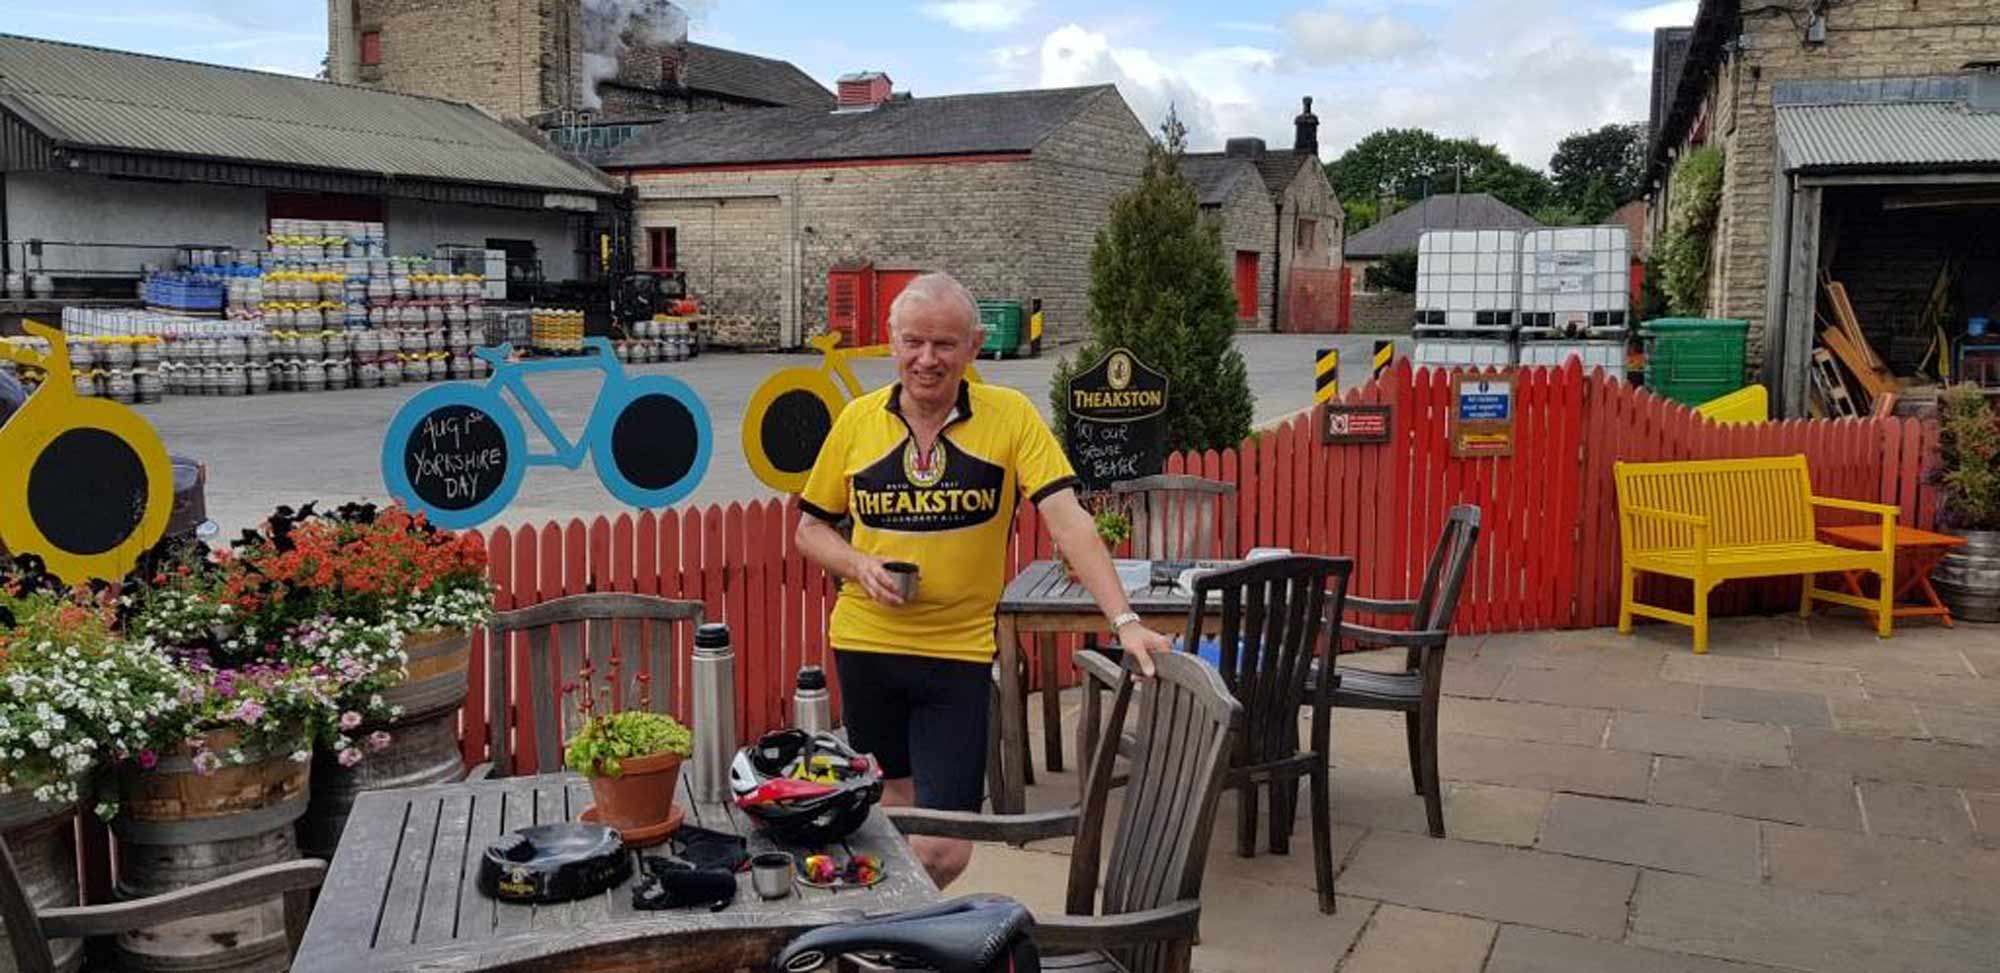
[1314,347,1339,404]
[1372,340,1396,381]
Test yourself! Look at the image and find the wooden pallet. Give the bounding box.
[1810,348,1860,418]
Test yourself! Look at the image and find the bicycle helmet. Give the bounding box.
[730,729,882,847]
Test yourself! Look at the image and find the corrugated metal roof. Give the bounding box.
[0,33,615,196]
[1775,79,2000,172]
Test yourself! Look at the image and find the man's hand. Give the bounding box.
[1114,621,1172,679]
[847,551,907,606]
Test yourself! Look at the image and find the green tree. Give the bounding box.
[1050,110,1253,455]
[1363,249,1418,293]
[1549,122,1647,222]
[1323,128,1552,216]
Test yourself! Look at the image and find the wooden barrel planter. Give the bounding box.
[112,732,310,973]
[298,627,471,858]
[0,791,82,973]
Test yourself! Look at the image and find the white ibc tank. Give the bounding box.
[1415,230,1521,330]
[1518,226,1631,332]
[1413,335,1515,369]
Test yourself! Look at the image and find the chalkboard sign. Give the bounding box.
[1066,347,1169,490]
[402,402,511,515]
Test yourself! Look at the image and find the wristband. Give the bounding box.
[1109,611,1141,630]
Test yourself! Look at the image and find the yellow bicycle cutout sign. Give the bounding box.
[741,333,983,494]
[0,321,173,583]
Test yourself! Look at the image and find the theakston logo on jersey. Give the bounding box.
[851,436,1005,532]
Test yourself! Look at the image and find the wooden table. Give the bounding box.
[293,771,937,972]
[994,559,1219,814]
[1817,524,1968,628]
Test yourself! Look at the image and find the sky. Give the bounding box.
[0,0,1698,170]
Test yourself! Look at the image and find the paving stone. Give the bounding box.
[1205,781,1368,890]
[1187,878,1373,973]
[1917,705,2000,748]
[1631,869,2000,973]
[1828,698,1925,738]
[1763,823,2000,918]
[1792,728,2000,790]
[1649,756,1862,831]
[1328,766,1431,836]
[1859,780,1977,844]
[1537,794,1760,881]
[1332,708,1424,773]
[1959,643,2000,678]
[1338,830,1637,939]
[1660,654,1864,698]
[1697,684,1831,728]
[1442,657,1509,699]
[1861,669,2000,711]
[1494,666,1700,716]
[1477,631,1672,676]
[1486,926,1781,973]
[1606,711,1791,766]
[1439,698,1609,748]
[1337,904,1494,973]
[1440,783,1549,847]
[1970,791,2000,849]
[1328,770,1548,848]
[1440,734,1653,800]
[1774,639,1973,676]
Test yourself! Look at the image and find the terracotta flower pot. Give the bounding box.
[587,750,685,834]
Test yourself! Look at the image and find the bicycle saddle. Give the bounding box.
[772,894,1039,973]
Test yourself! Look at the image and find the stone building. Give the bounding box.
[590,78,1150,349]
[1182,99,1346,332]
[1180,154,1277,329]
[326,1,830,122]
[1645,0,2000,414]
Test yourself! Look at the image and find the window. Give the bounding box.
[648,227,677,271]
[360,31,382,67]
[1295,218,1317,253]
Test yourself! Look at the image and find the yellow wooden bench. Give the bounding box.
[1614,454,1897,653]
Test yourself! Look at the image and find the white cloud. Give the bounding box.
[1615,1,1698,33]
[919,1,1034,32]
[1218,21,1280,35]
[1284,4,1428,66]
[1037,23,1278,148]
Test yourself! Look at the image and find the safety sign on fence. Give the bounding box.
[1449,373,1516,458]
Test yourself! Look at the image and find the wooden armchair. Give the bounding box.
[484,592,707,778]
[894,651,1240,973]
[1313,504,1480,838]
[1079,555,1352,913]
[0,836,325,973]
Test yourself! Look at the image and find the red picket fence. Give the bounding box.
[458,359,1936,768]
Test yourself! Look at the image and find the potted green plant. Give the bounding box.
[1057,503,1132,580]
[1932,384,2000,621]
[566,708,694,844]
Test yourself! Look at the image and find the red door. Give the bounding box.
[1233,251,1259,321]
[872,268,921,345]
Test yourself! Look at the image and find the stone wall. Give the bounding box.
[349,0,567,119]
[1204,182,1277,330]
[1350,291,1415,334]
[1657,0,2000,367]
[1027,91,1153,341]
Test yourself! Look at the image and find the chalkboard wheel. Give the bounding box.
[0,393,173,585]
[380,383,526,530]
[589,373,712,510]
[741,366,844,495]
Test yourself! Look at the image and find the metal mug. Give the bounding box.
[883,561,919,602]
[751,852,794,901]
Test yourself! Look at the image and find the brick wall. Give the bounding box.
[1204,183,1277,329]
[1028,90,1153,342]
[1276,161,1343,330]
[1657,0,2000,367]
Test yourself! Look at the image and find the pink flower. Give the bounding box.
[136,750,158,770]
[367,731,392,752]
[338,747,363,768]
[191,751,223,775]
[234,700,266,724]
[339,711,362,731]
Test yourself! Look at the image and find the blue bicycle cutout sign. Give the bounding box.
[381,338,713,529]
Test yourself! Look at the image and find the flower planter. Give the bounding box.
[113,731,311,973]
[0,791,81,973]
[584,751,685,846]
[1933,529,2000,624]
[298,627,471,858]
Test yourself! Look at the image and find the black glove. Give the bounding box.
[632,856,736,912]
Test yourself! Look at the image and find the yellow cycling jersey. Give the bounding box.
[799,380,1077,663]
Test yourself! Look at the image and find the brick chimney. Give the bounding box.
[837,71,893,110]
[1294,96,1319,157]
[1225,137,1266,159]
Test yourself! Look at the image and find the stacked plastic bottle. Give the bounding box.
[531,307,586,354]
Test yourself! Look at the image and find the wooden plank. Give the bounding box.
[724,503,750,742]
[451,786,506,943]
[745,500,773,736]
[294,792,405,963]
[565,519,589,597]
[374,793,438,947]
[1257,430,1277,548]
[782,499,806,701]
[636,512,659,597]
[414,788,475,947]
[613,515,636,593]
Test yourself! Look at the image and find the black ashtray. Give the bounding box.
[478,823,632,904]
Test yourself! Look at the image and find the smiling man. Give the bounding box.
[794,271,1173,888]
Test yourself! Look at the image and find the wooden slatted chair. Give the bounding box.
[892,650,1241,973]
[0,836,325,973]
[483,592,707,778]
[1079,555,1351,914]
[1314,504,1480,839]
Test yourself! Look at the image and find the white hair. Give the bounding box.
[887,272,980,336]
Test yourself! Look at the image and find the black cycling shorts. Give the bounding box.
[833,649,989,812]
